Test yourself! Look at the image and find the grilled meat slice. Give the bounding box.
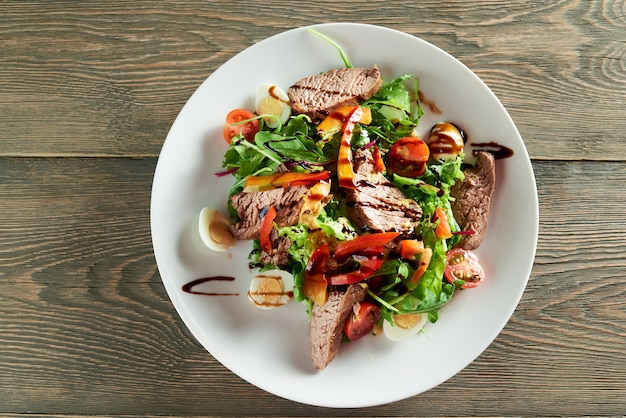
[288,66,383,122]
[344,148,422,234]
[450,151,496,250]
[309,284,367,370]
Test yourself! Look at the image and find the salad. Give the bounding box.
[198,32,492,369]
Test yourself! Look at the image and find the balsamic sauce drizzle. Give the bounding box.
[181,276,238,296]
[470,141,514,159]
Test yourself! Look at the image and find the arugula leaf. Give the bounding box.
[307,28,352,68]
[365,74,413,112]
[362,74,424,145]
[255,132,329,165]
[222,115,330,194]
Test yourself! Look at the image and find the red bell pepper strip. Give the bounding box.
[259,205,277,252]
[372,145,386,172]
[243,170,331,193]
[327,247,385,285]
[333,231,400,260]
[303,244,330,305]
[337,106,364,189]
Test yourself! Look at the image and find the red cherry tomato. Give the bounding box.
[344,301,380,341]
[223,109,260,143]
[444,248,485,288]
[387,137,430,177]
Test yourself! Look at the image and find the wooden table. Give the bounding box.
[2,1,625,416]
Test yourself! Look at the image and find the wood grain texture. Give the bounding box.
[1,158,625,416]
[1,1,625,159]
[2,0,626,416]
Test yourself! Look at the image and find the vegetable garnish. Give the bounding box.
[399,239,424,260]
[333,232,400,260]
[307,27,353,68]
[327,246,385,285]
[303,243,330,306]
[337,106,366,189]
[259,205,277,253]
[433,207,453,240]
[317,105,372,137]
[242,171,331,193]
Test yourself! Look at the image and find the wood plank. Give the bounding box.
[1,157,625,415]
[1,1,625,159]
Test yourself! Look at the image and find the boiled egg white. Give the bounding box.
[383,313,428,342]
[255,83,291,128]
[248,269,294,310]
[428,122,465,161]
[198,207,236,252]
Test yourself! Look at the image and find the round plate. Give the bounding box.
[150,23,538,408]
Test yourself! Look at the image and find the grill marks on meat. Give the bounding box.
[345,148,422,234]
[450,151,496,250]
[309,284,367,370]
[288,66,383,122]
[260,229,292,267]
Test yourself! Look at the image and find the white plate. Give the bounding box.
[150,23,538,408]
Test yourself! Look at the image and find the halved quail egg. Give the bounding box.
[248,269,294,310]
[428,122,465,161]
[198,207,236,252]
[255,83,291,128]
[383,312,428,342]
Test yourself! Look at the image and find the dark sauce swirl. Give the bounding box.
[182,276,238,296]
[471,141,514,159]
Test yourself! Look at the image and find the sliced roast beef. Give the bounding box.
[288,66,383,121]
[229,182,332,266]
[344,148,422,234]
[309,283,367,370]
[259,230,292,267]
[450,151,496,250]
[229,186,308,240]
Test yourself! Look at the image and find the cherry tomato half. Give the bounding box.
[344,301,381,341]
[444,248,485,288]
[223,109,260,143]
[387,137,430,177]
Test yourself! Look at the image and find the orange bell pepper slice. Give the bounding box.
[399,239,425,260]
[433,207,453,240]
[337,106,364,189]
[317,105,372,136]
[243,170,331,193]
[410,247,433,284]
